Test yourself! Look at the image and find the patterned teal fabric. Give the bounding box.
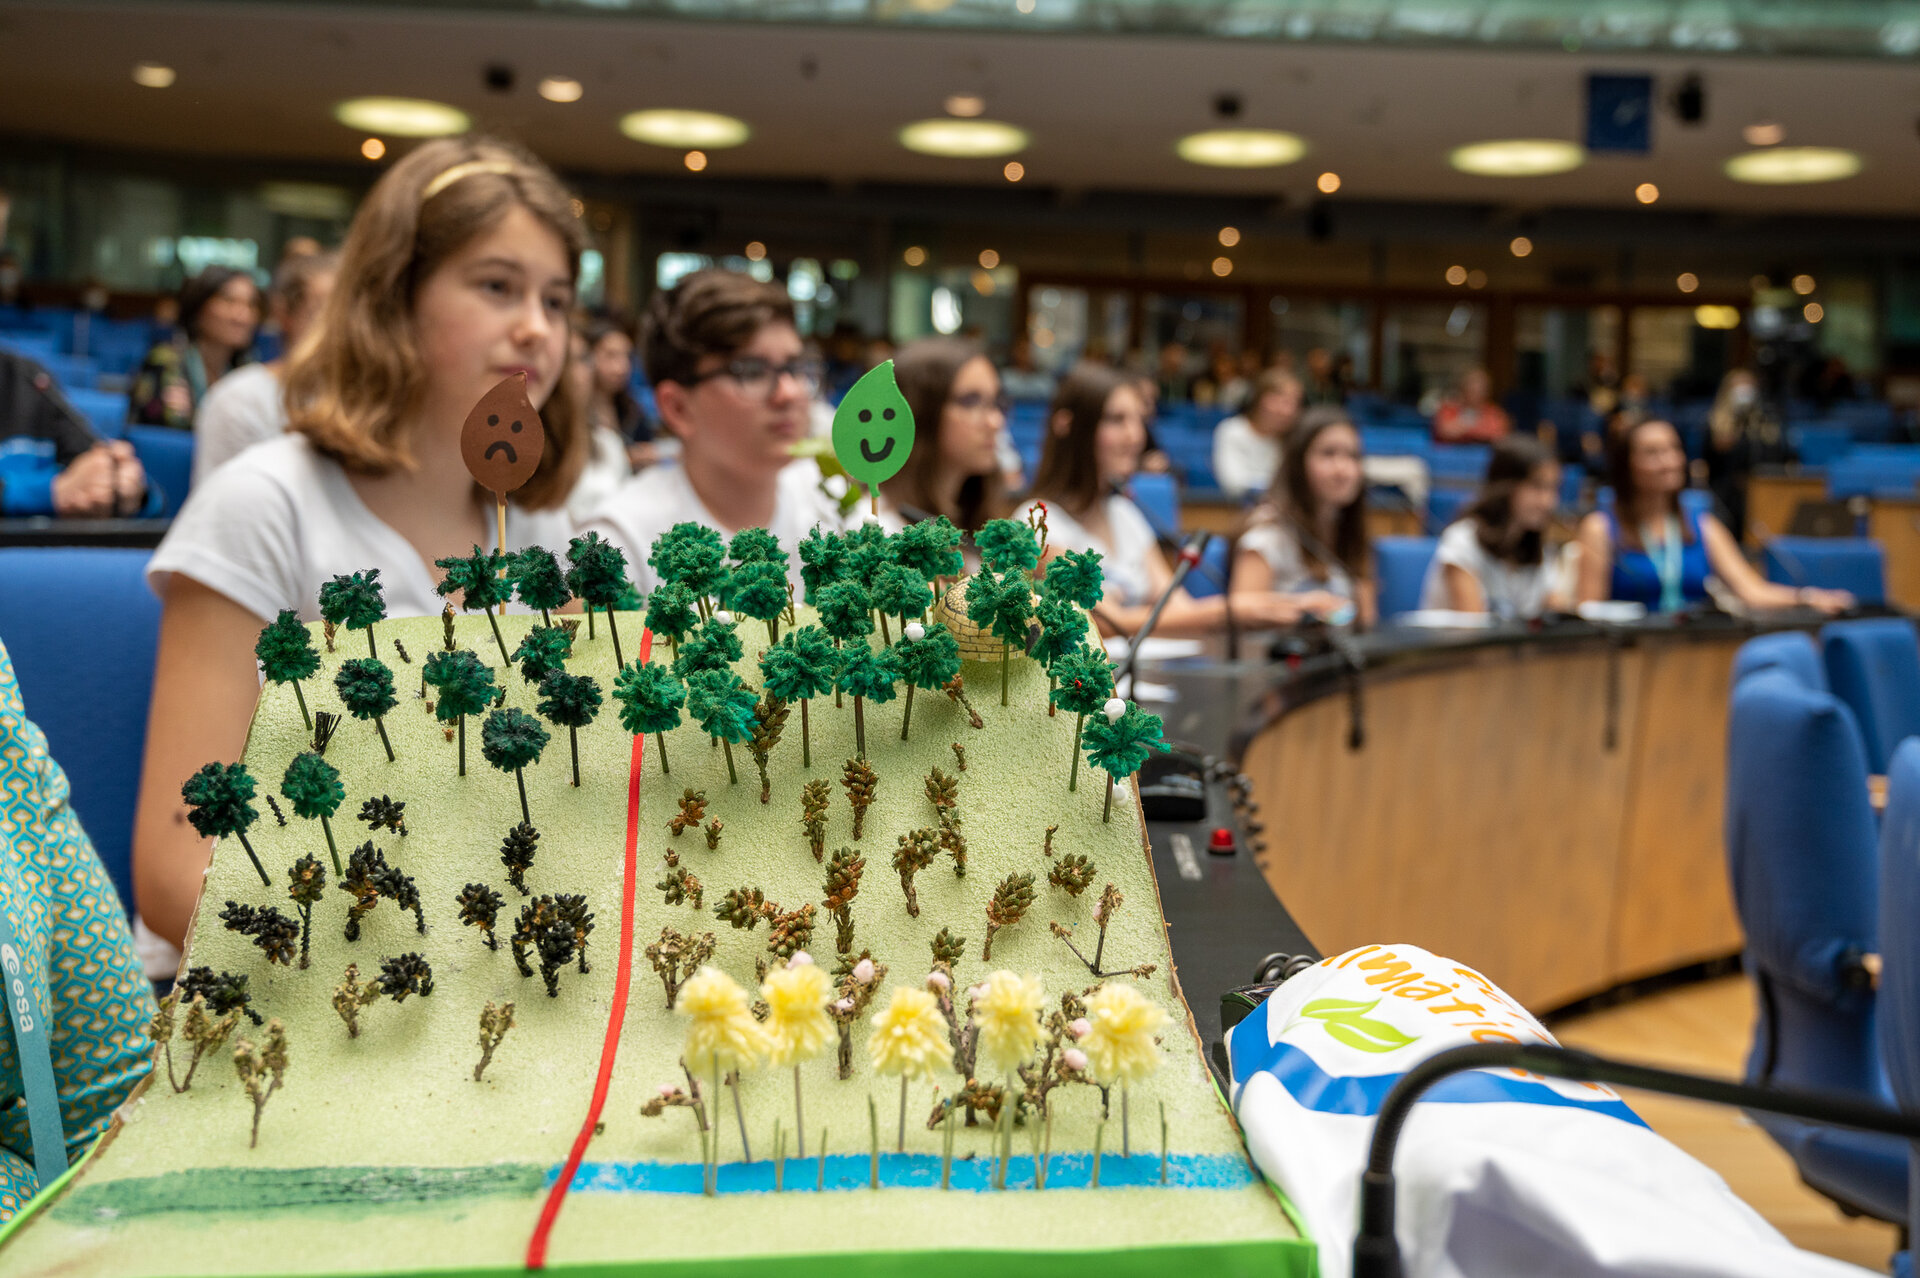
[0,636,155,1218]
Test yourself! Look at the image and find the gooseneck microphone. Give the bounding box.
[1116,528,1212,698]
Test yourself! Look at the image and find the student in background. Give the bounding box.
[135,136,588,958]
[1576,417,1850,615]
[1431,367,1511,444]
[128,266,262,430]
[1213,368,1304,499]
[1702,368,1779,543]
[1233,405,1375,627]
[564,324,637,521]
[1420,435,1567,618]
[882,336,1008,537]
[580,314,660,470]
[191,249,339,483]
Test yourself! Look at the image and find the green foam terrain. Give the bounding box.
[0,609,1308,1278]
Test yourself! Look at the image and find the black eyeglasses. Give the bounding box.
[949,390,1012,416]
[682,357,823,399]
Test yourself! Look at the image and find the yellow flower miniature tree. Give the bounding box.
[973,970,1045,1188]
[678,966,768,1180]
[1081,982,1169,1157]
[760,954,833,1158]
[867,984,951,1153]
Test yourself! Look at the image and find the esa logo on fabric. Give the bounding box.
[1286,998,1418,1054]
[2,942,31,1032]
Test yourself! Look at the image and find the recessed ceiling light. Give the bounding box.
[1003,161,1025,182]
[1695,305,1742,329]
[1176,129,1306,168]
[1445,265,1467,286]
[1218,226,1241,248]
[900,119,1028,158]
[1634,182,1660,204]
[1804,302,1825,323]
[1792,273,1817,295]
[903,246,928,267]
[1212,257,1234,277]
[1449,138,1584,177]
[1743,122,1785,147]
[1725,146,1861,184]
[360,137,386,161]
[1509,236,1533,258]
[1677,272,1699,293]
[944,94,986,118]
[683,150,709,172]
[620,109,751,150]
[978,248,1001,269]
[132,62,176,89]
[745,241,767,261]
[538,77,584,104]
[1316,171,1341,194]
[335,97,470,138]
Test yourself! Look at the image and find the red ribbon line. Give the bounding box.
[524,626,653,1270]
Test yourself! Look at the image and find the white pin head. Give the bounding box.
[713,610,734,626]
[904,621,926,643]
[1103,697,1126,723]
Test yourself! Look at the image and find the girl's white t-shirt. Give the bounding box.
[1022,495,1158,607]
[1238,519,1357,602]
[148,433,577,622]
[1418,519,1555,619]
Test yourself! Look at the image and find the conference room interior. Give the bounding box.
[9,1,1920,1272]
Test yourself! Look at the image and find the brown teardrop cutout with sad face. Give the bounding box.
[460,373,547,498]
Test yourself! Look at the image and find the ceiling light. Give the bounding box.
[335,96,470,138]
[683,150,709,172]
[1212,257,1234,277]
[944,94,986,118]
[1218,226,1241,248]
[1804,302,1825,323]
[903,246,928,267]
[1792,273,1816,295]
[745,241,767,262]
[1176,129,1306,168]
[900,119,1028,158]
[1743,122,1785,147]
[978,248,1001,269]
[1003,161,1025,182]
[1016,0,1034,11]
[1509,236,1533,258]
[1725,146,1861,184]
[1634,182,1661,204]
[1695,305,1742,329]
[1445,265,1467,286]
[360,137,386,161]
[620,109,751,150]
[1466,269,1488,289]
[132,62,175,89]
[1316,171,1341,194]
[1449,138,1584,177]
[538,77,584,104]
[1677,272,1699,293]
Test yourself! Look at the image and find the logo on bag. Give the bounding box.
[1289,997,1419,1054]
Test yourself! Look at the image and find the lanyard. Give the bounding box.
[0,839,67,1186]
[1640,514,1685,614]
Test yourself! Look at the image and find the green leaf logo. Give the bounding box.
[831,360,916,488]
[1292,998,1419,1054]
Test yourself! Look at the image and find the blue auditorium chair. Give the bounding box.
[1823,618,1920,774]
[127,424,195,518]
[1732,631,1827,693]
[1182,535,1232,600]
[1373,535,1437,621]
[1788,424,1855,468]
[1726,671,1910,1221]
[1358,425,1428,459]
[1127,472,1179,541]
[0,547,162,913]
[61,386,128,440]
[1763,537,1886,605]
[1425,444,1491,485]
[1426,486,1471,533]
[1875,740,1920,1256]
[1828,453,1920,501]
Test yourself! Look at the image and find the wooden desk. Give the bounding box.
[1747,473,1827,547]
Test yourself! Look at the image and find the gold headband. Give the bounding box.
[421,160,515,202]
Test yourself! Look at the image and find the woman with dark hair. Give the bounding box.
[581,314,655,455]
[1575,417,1849,613]
[879,336,1006,535]
[1025,361,1312,636]
[1419,435,1565,617]
[1232,405,1375,627]
[128,265,262,429]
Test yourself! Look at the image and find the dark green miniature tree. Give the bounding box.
[481,707,550,827]
[893,515,965,586]
[1040,548,1106,609]
[181,761,269,885]
[500,821,539,895]
[760,625,839,767]
[729,526,786,569]
[281,751,346,875]
[815,578,873,709]
[836,643,899,760]
[286,854,326,968]
[220,901,300,966]
[726,559,790,644]
[645,581,701,659]
[513,624,574,686]
[567,531,631,666]
[334,658,399,762]
[318,569,387,660]
[436,546,515,665]
[1082,701,1168,822]
[796,526,847,605]
[513,545,572,626]
[841,522,893,583]
[458,883,505,949]
[964,569,1034,707]
[612,661,686,774]
[255,610,320,731]
[870,562,933,644]
[537,669,602,788]
[1049,646,1115,793]
[673,616,743,679]
[684,667,757,785]
[423,649,496,777]
[893,622,961,741]
[648,522,729,618]
[976,518,1042,576]
[1031,596,1089,713]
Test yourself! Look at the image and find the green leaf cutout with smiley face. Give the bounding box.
[831,360,915,490]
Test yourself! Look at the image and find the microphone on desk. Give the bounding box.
[1113,479,1241,659]
[1116,528,1213,699]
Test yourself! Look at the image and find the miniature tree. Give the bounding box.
[936,806,968,878]
[567,531,631,666]
[436,546,515,665]
[338,842,386,940]
[284,855,326,968]
[892,827,939,918]
[1049,853,1096,897]
[952,741,967,772]
[760,625,839,768]
[500,821,540,895]
[813,579,874,665]
[685,667,757,786]
[557,893,594,974]
[925,765,959,816]
[678,966,768,1165]
[981,871,1036,960]
[645,582,701,659]
[650,522,730,618]
[480,707,550,826]
[1081,982,1168,1156]
[841,521,892,580]
[1031,595,1089,712]
[726,559,789,644]
[331,964,380,1037]
[836,643,899,760]
[674,615,743,679]
[1051,882,1157,980]
[964,569,1034,708]
[1050,646,1116,793]
[893,515,965,587]
[746,691,791,804]
[613,661,686,775]
[161,992,236,1092]
[657,850,703,908]
[379,952,435,1001]
[179,965,261,1025]
[705,817,724,851]
[475,1001,516,1082]
[943,674,984,729]
[714,885,773,931]
[670,788,708,836]
[972,970,1046,1185]
[181,760,270,886]
[513,545,572,625]
[765,905,818,968]
[255,609,320,730]
[457,882,505,949]
[828,951,886,1078]
[537,669,602,788]
[513,624,574,686]
[842,757,876,839]
[797,526,847,604]
[333,657,399,762]
[231,1019,289,1148]
[646,926,717,1009]
[931,927,966,969]
[869,985,951,1152]
[423,649,496,777]
[870,562,933,645]
[894,623,961,741]
[823,845,865,954]
[219,902,300,966]
[373,860,425,934]
[1041,547,1105,608]
[1083,701,1167,822]
[319,569,387,660]
[761,955,832,1156]
[282,751,345,875]
[729,525,786,569]
[976,517,1042,577]
[801,779,831,861]
[359,794,407,837]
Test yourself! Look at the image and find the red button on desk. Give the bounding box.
[1208,827,1236,856]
